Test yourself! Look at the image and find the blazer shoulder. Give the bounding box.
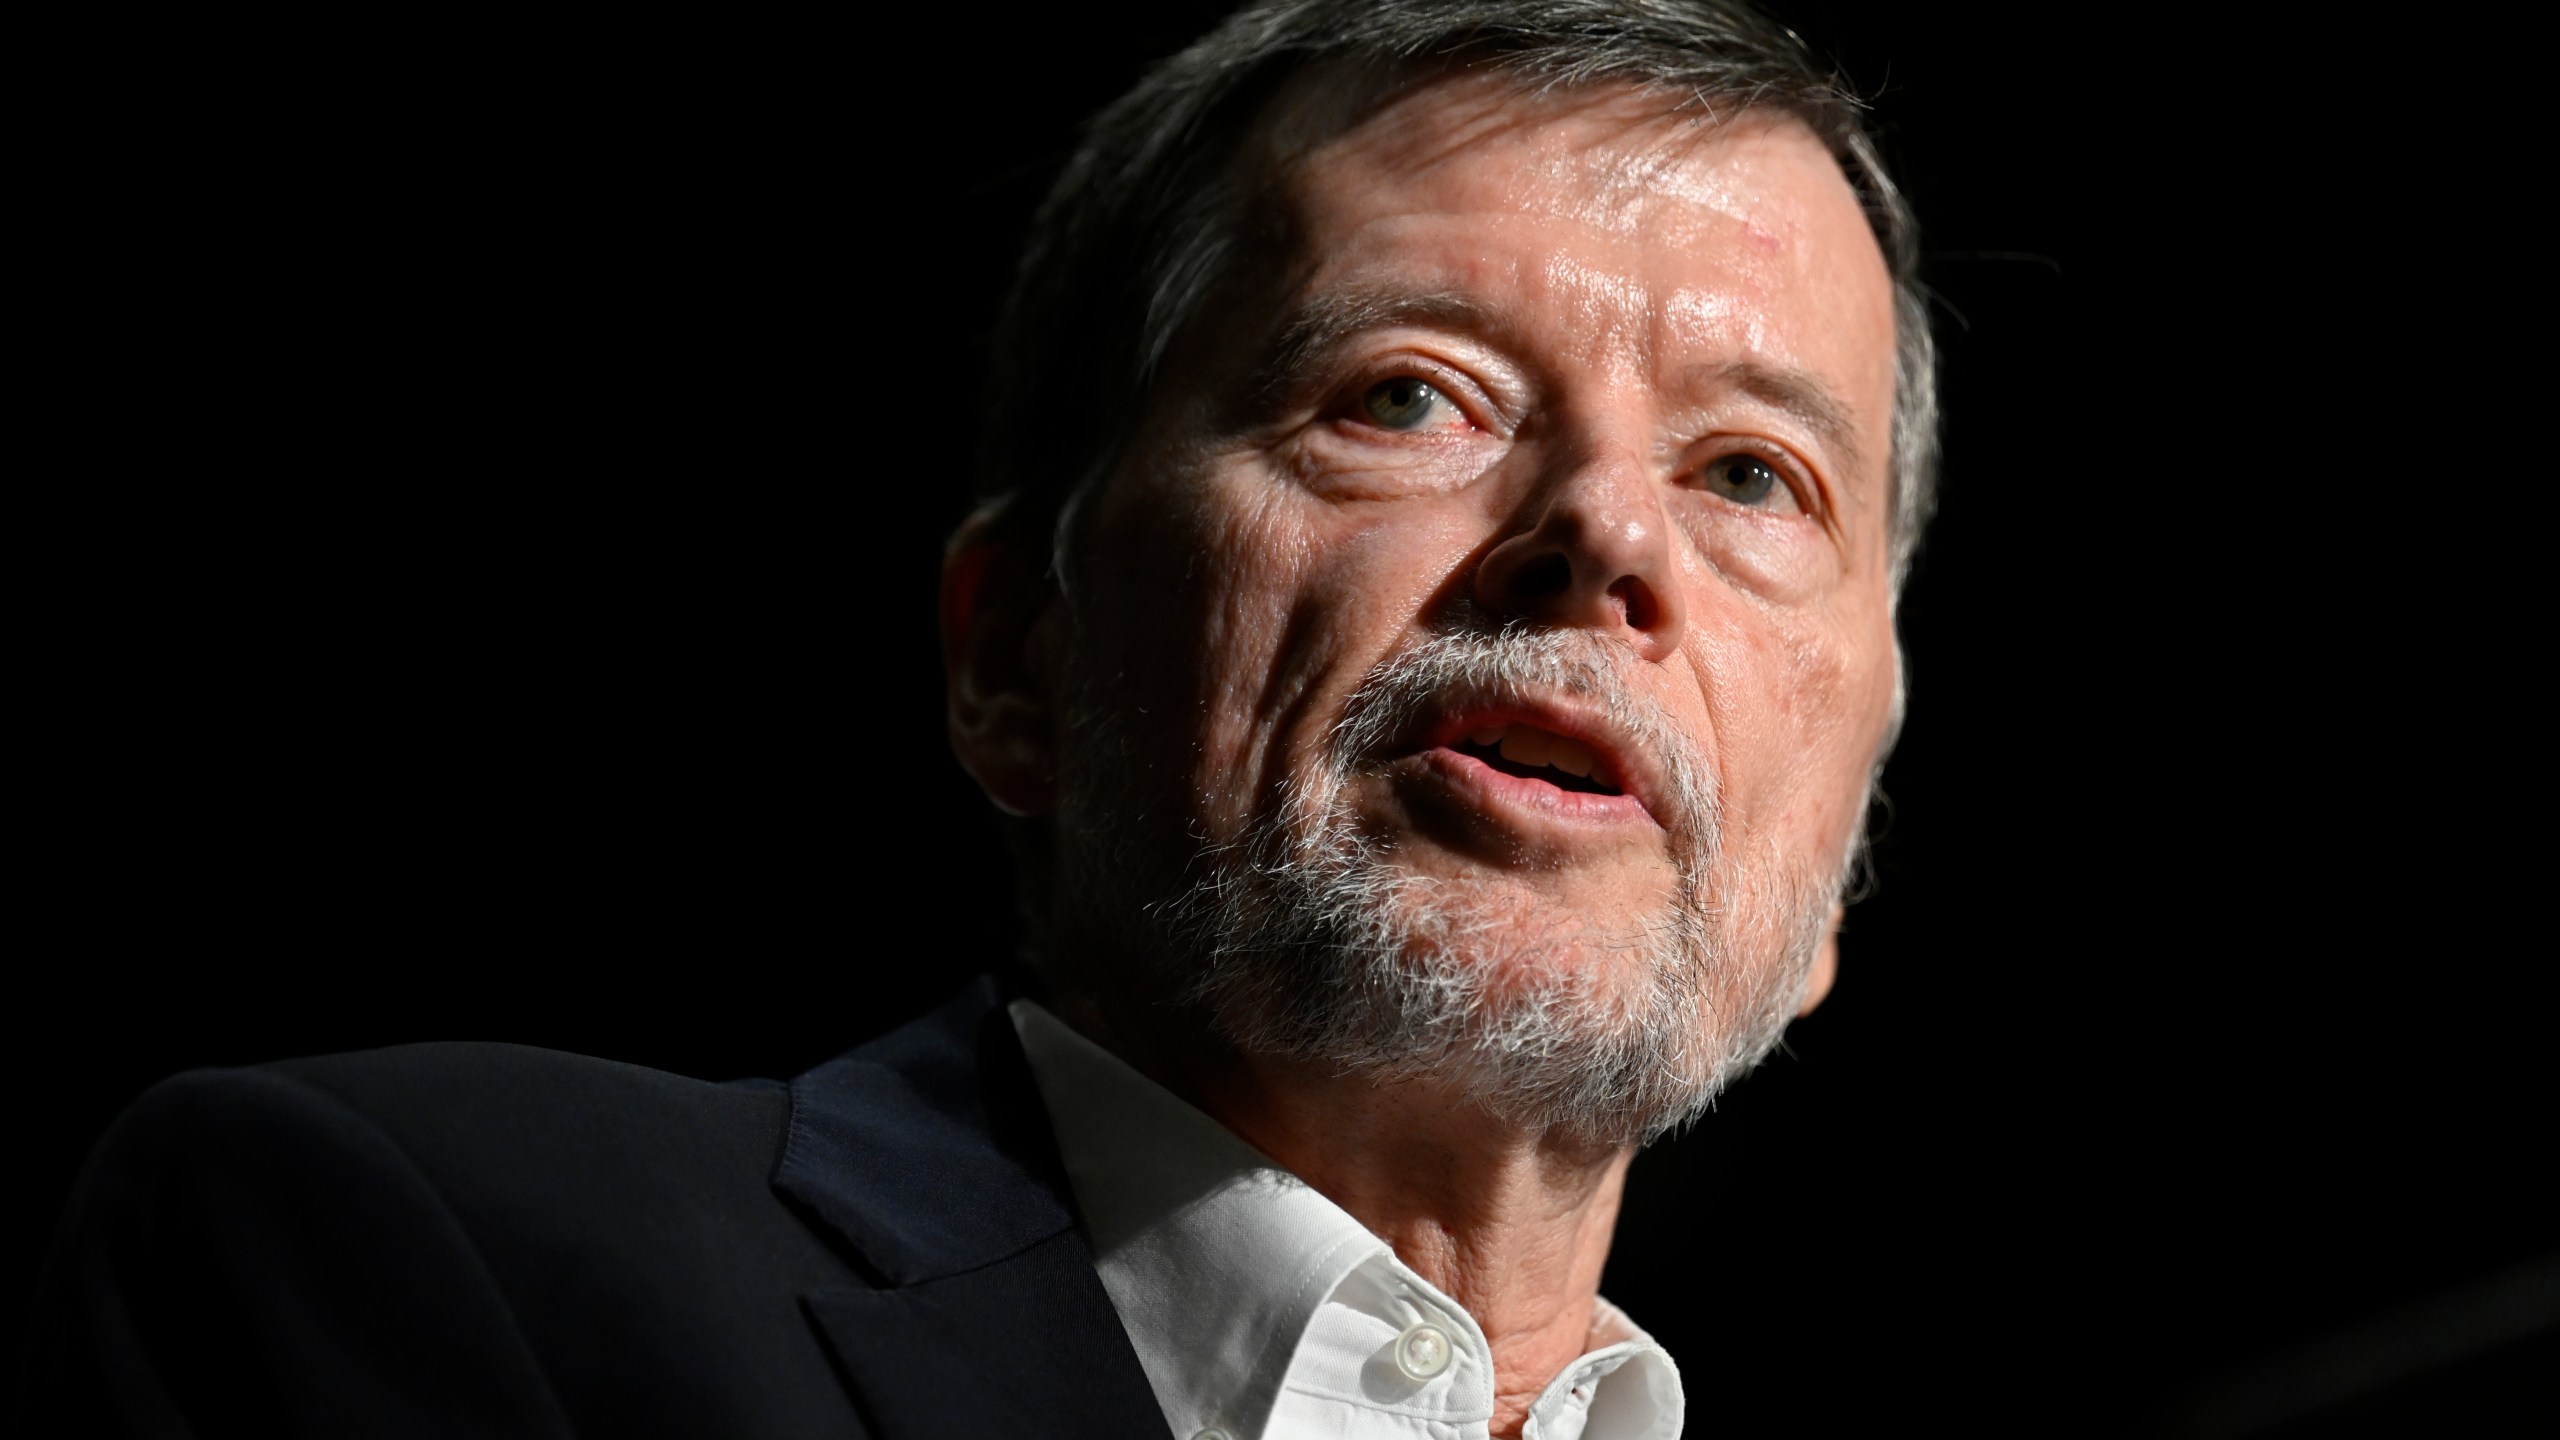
[254,1041,802,1253]
[32,1062,584,1438]
[70,1044,807,1280]
[270,1040,788,1168]
[39,1045,858,1437]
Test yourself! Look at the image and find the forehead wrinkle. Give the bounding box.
[1280,69,1646,182]
[1501,105,1782,237]
[1276,68,1788,233]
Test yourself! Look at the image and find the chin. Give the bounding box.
[1123,804,1834,1149]
[1053,626,1854,1146]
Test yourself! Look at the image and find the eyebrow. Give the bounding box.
[1241,284,1870,476]
[1688,359,1868,478]
[1243,287,1497,407]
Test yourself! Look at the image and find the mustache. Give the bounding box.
[1328,624,1718,846]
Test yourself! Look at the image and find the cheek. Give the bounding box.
[1200,488,1484,813]
[1083,462,1478,842]
[1672,503,1836,605]
[1690,599,1896,862]
[1190,488,1324,826]
[1066,472,1289,835]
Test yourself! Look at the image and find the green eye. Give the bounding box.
[1362,377,1450,430]
[1702,455,1785,507]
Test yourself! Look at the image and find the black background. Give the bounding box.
[17,4,2552,1434]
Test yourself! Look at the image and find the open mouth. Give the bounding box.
[1449,723,1624,797]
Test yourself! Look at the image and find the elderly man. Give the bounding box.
[29,2,1929,1437]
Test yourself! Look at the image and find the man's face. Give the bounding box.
[1039,76,1901,1140]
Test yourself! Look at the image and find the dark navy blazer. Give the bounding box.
[25,979,1172,1438]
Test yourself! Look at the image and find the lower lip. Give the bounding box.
[1403,745,1654,829]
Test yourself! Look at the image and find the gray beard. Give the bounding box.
[1055,626,1840,1148]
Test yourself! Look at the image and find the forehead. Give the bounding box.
[1244,72,1896,468]
[1266,70,1837,225]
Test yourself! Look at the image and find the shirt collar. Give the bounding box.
[1012,1000,1383,1440]
[1010,999,1683,1440]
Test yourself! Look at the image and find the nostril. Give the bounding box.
[1510,552,1572,602]
[1607,576,1657,632]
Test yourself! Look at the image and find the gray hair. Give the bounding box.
[976,0,1939,586]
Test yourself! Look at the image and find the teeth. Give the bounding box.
[1465,723,1606,785]
[1498,729,1555,769]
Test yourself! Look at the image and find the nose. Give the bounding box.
[1472,445,1687,663]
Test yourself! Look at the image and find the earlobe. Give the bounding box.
[941,503,1063,817]
[1799,903,1844,1015]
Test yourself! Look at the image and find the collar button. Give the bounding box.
[1395,1321,1455,1380]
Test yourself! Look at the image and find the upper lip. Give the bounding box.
[1378,688,1677,828]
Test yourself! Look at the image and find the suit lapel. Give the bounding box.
[775,979,1170,1440]
[801,1231,1171,1440]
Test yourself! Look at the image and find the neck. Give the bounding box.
[1059,987,1632,1440]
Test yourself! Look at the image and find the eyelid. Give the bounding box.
[1690,436,1828,518]
[1330,346,1517,437]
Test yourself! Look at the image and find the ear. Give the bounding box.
[942,502,1064,816]
[1798,903,1844,1016]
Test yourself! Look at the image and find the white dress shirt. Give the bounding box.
[1010,1001,1684,1440]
